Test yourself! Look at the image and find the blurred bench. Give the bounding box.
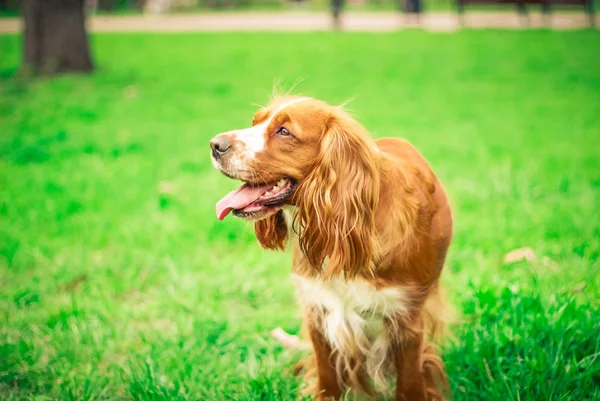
[456,0,596,26]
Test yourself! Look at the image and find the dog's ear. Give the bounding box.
[254,210,288,250]
[295,108,380,278]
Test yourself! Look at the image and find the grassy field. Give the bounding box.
[1,31,600,400]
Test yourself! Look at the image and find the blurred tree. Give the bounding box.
[332,0,343,28]
[0,0,19,13]
[131,0,147,10]
[22,0,93,74]
[98,0,114,10]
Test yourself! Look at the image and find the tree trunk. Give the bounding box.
[97,0,114,10]
[131,0,148,11]
[0,0,19,12]
[22,0,93,75]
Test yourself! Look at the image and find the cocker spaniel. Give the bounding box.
[211,96,453,401]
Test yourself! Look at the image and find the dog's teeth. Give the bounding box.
[262,179,288,199]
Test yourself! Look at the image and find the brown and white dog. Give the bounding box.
[211,96,453,401]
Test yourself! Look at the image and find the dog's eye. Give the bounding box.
[276,127,291,137]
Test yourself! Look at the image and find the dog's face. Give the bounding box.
[211,95,380,276]
[211,97,329,221]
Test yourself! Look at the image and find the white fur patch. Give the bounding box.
[234,124,267,158]
[231,97,310,161]
[282,205,296,231]
[293,274,412,390]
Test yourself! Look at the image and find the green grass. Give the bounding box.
[1,31,599,400]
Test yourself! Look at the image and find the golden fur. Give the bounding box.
[211,96,453,400]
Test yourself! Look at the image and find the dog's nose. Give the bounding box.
[210,135,232,158]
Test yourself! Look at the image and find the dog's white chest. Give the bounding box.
[293,275,409,322]
[293,275,411,388]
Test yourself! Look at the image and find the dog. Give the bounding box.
[211,96,453,400]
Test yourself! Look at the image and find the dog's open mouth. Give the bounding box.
[216,178,297,220]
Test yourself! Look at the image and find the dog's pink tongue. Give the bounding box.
[216,184,271,220]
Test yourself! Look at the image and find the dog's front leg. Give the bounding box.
[394,331,428,401]
[307,314,343,400]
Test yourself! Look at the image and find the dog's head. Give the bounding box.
[211,96,380,275]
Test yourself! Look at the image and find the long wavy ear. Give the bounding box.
[254,210,288,250]
[295,109,380,278]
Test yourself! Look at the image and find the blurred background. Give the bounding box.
[0,0,597,13]
[0,1,599,400]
